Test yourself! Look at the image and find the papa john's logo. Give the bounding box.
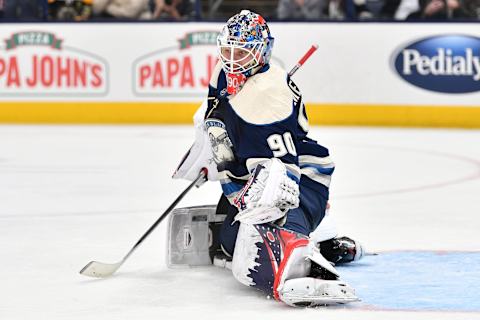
[391,34,480,94]
[133,31,220,98]
[0,31,109,96]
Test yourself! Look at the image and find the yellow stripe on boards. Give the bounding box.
[0,102,479,128]
[0,102,200,124]
[306,104,480,128]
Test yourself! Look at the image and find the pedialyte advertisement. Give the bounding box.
[392,34,480,94]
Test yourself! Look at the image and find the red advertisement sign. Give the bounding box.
[133,31,219,97]
[0,31,108,96]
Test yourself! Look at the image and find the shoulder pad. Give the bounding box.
[230,65,295,125]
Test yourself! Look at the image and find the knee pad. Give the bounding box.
[309,209,338,243]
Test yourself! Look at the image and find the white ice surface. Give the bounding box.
[0,125,479,320]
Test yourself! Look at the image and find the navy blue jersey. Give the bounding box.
[205,62,334,234]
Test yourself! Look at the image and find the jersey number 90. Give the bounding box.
[267,132,297,157]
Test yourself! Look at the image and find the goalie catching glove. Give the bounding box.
[233,158,300,225]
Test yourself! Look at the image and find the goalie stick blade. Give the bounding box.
[79,261,122,278]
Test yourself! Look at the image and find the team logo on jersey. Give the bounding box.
[219,88,228,97]
[205,119,235,164]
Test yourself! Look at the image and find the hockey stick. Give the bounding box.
[79,169,207,278]
[288,44,318,77]
[80,45,318,278]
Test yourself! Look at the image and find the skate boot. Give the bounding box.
[213,251,232,269]
[319,236,364,264]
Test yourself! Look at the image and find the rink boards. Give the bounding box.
[0,23,479,127]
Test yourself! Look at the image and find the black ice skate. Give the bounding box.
[318,236,364,264]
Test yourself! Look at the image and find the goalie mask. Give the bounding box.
[217,10,274,94]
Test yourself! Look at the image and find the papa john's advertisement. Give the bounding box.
[0,30,109,97]
[133,31,219,98]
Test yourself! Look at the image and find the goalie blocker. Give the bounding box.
[167,205,225,267]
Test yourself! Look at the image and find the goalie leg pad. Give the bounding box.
[309,208,338,243]
[231,223,311,299]
[230,222,359,306]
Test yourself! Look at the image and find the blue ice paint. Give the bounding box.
[336,251,480,312]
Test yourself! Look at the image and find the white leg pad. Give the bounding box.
[309,209,338,243]
[230,223,359,307]
[231,223,263,287]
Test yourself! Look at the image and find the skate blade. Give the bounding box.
[282,294,360,307]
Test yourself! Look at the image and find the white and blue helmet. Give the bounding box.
[217,10,274,76]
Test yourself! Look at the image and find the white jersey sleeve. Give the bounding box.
[172,99,219,181]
